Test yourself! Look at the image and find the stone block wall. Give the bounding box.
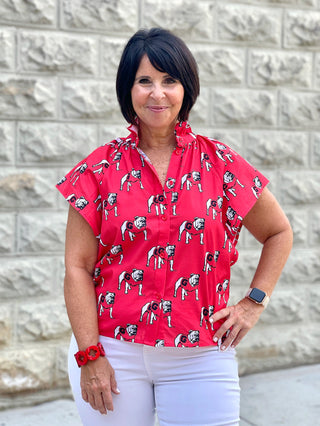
[0,0,319,409]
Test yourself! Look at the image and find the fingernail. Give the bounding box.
[213,337,218,342]
[116,388,121,393]
[209,318,214,324]
[221,346,226,351]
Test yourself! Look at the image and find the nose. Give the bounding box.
[150,82,165,100]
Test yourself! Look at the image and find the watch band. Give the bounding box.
[246,288,270,307]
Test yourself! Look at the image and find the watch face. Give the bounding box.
[250,288,265,303]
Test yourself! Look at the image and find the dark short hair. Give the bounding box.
[116,28,200,124]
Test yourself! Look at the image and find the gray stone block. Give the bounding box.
[61,0,137,33]
[101,38,126,80]
[0,306,11,346]
[285,10,320,47]
[18,122,98,164]
[61,80,120,120]
[18,212,67,253]
[189,88,210,125]
[213,89,277,126]
[143,0,214,40]
[249,50,312,87]
[0,213,15,253]
[217,4,281,45]
[100,124,131,146]
[0,169,56,209]
[286,210,308,246]
[0,121,15,164]
[55,345,71,386]
[245,131,309,167]
[316,54,320,88]
[0,0,56,25]
[279,171,320,204]
[312,133,320,166]
[237,323,320,375]
[310,211,320,245]
[0,258,54,299]
[0,77,56,118]
[281,91,320,127]
[17,301,70,342]
[20,31,98,75]
[281,249,320,283]
[191,46,245,85]
[0,347,54,393]
[0,28,15,70]
[259,290,306,324]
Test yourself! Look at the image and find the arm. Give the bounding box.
[210,187,293,350]
[64,205,119,414]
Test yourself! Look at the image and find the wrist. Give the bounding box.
[74,342,106,367]
[245,287,270,308]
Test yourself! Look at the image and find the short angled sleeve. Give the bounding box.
[56,158,102,237]
[223,148,269,220]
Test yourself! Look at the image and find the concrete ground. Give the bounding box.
[1,363,319,426]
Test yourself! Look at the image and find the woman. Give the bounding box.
[57,28,293,426]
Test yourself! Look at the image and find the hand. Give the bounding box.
[210,298,264,350]
[80,356,120,415]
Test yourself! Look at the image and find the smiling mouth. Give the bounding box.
[147,106,169,112]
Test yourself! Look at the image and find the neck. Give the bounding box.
[138,123,177,152]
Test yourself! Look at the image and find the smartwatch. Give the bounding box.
[246,288,270,307]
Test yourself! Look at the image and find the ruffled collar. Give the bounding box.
[127,121,196,148]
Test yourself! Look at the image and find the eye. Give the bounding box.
[164,77,178,84]
[138,78,151,84]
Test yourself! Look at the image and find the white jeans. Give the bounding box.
[68,335,240,426]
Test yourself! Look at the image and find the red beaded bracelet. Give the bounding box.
[74,342,106,367]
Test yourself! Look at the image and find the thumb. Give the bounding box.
[110,375,120,394]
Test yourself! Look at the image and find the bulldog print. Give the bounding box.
[206,196,223,221]
[146,244,175,271]
[66,194,89,210]
[69,162,88,186]
[216,280,229,305]
[252,176,262,199]
[114,324,138,342]
[147,194,167,216]
[121,216,147,241]
[97,291,115,318]
[223,171,244,201]
[181,171,203,192]
[178,218,205,245]
[173,274,200,301]
[203,251,220,275]
[120,168,144,191]
[118,269,144,296]
[174,330,200,347]
[200,306,215,330]
[200,152,213,172]
[215,144,234,166]
[139,300,162,325]
[100,244,123,265]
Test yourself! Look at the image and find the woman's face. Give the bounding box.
[131,55,184,133]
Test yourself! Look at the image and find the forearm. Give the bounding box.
[248,226,293,297]
[64,266,99,350]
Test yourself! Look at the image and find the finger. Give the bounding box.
[81,389,89,403]
[95,392,107,415]
[88,393,97,411]
[212,317,234,343]
[102,390,114,412]
[110,374,120,395]
[230,329,248,349]
[219,327,241,350]
[210,307,231,323]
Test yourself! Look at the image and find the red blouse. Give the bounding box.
[57,121,268,348]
